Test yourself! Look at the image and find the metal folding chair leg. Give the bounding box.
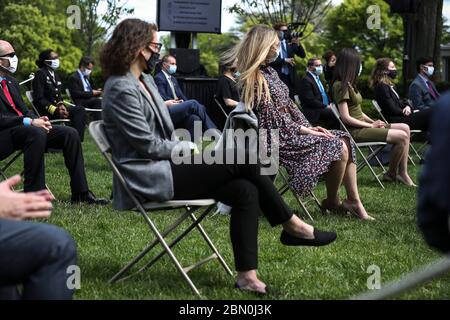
[109,207,199,283]
[356,146,385,189]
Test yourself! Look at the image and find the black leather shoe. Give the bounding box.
[71,191,110,205]
[280,229,337,247]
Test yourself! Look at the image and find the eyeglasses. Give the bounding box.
[0,52,16,58]
[149,42,163,52]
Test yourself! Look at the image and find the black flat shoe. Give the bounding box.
[280,229,337,247]
[71,190,110,205]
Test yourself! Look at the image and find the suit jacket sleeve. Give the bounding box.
[0,112,24,131]
[409,82,426,111]
[418,94,450,253]
[298,77,326,110]
[374,83,404,116]
[32,70,52,112]
[106,78,181,160]
[154,73,172,101]
[68,73,94,100]
[291,42,306,59]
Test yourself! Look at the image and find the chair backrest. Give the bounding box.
[213,94,228,117]
[88,120,111,153]
[88,120,149,212]
[66,88,74,102]
[371,100,389,123]
[25,90,41,117]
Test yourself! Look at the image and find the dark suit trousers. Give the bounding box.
[171,160,293,271]
[168,100,217,142]
[2,125,89,193]
[48,105,87,141]
[76,98,102,121]
[0,219,77,300]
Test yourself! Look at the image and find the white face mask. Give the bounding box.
[267,47,280,64]
[358,64,363,77]
[46,58,60,70]
[425,66,434,77]
[0,55,18,74]
[82,69,92,77]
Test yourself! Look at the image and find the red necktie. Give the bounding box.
[426,81,438,100]
[1,79,23,116]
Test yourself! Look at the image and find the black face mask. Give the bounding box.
[388,70,398,79]
[144,51,160,73]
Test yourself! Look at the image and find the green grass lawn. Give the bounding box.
[5,133,449,300]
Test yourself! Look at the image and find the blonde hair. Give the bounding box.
[222,25,279,111]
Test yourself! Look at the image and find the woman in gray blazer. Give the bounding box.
[99,19,336,295]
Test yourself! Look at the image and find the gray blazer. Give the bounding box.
[408,75,439,110]
[102,72,184,210]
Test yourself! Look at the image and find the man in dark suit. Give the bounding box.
[418,92,450,253]
[408,57,440,111]
[67,56,102,121]
[298,57,339,129]
[0,40,107,204]
[32,49,87,141]
[154,55,217,142]
[270,23,306,99]
[0,175,77,300]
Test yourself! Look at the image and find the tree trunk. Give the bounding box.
[402,0,443,82]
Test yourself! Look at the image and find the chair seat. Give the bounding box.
[356,142,387,147]
[142,199,217,210]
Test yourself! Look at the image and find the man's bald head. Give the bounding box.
[0,40,14,56]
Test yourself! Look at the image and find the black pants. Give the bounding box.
[389,108,432,132]
[0,219,77,300]
[171,161,293,271]
[48,105,87,141]
[76,98,102,121]
[0,125,89,193]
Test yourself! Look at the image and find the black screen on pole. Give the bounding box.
[157,0,222,33]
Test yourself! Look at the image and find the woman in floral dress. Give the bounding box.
[224,25,373,220]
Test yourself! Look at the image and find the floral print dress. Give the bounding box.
[254,65,356,197]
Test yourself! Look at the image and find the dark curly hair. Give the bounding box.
[100,19,157,78]
[36,49,54,68]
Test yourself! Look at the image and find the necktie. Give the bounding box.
[426,81,438,100]
[168,76,178,100]
[84,76,92,92]
[316,76,329,106]
[1,80,23,116]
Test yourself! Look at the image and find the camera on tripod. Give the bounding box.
[284,22,306,41]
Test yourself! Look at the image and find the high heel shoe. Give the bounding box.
[396,175,417,187]
[342,200,375,221]
[280,229,337,247]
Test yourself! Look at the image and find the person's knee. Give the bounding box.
[188,100,205,113]
[25,126,47,146]
[341,139,349,161]
[35,224,77,263]
[230,180,259,209]
[63,126,81,143]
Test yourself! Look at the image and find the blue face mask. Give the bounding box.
[167,64,177,75]
[234,71,241,78]
[314,65,323,76]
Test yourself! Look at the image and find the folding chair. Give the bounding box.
[25,91,70,125]
[88,121,233,297]
[65,88,102,121]
[213,94,229,118]
[276,166,321,221]
[372,100,426,165]
[330,104,387,188]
